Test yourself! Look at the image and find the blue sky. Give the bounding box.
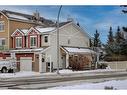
[0,5,127,44]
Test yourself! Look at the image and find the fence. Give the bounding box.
[99,61,127,69]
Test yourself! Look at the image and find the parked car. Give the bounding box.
[0,60,17,73]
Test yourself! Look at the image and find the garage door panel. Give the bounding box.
[20,57,32,71]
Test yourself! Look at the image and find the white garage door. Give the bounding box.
[20,57,32,71]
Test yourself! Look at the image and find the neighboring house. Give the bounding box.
[6,21,94,72]
[0,10,54,50]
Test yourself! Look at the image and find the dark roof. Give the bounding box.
[0,10,55,27]
[51,21,72,27]
[59,21,72,27]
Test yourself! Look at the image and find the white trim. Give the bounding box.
[0,11,9,20]
[15,37,22,48]
[0,38,6,46]
[59,21,72,30]
[11,29,24,37]
[27,27,40,35]
[60,47,69,68]
[30,36,37,48]
[40,46,50,53]
[0,21,5,32]
[0,38,6,40]
[72,22,91,39]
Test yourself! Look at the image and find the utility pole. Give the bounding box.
[56,5,62,74]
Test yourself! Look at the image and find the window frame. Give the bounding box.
[15,37,22,48]
[44,35,48,43]
[0,38,6,46]
[30,36,37,48]
[0,21,5,32]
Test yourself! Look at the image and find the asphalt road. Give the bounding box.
[1,71,127,89]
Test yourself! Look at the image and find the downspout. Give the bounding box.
[8,20,10,50]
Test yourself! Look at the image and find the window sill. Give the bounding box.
[16,47,22,49]
[30,46,37,48]
[0,30,5,32]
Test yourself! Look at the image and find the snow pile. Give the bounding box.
[57,69,117,74]
[48,79,127,90]
[0,71,40,78]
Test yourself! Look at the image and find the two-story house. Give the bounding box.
[8,21,95,72]
[0,10,54,50]
[0,10,95,73]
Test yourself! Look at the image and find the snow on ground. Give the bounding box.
[0,69,124,78]
[48,79,127,90]
[41,69,118,76]
[0,71,40,78]
[55,69,119,74]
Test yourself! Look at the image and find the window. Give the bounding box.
[30,36,37,47]
[0,21,4,31]
[16,37,22,48]
[0,38,5,46]
[68,39,70,44]
[44,35,48,43]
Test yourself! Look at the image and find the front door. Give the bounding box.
[62,55,66,69]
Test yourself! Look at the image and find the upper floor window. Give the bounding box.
[44,35,48,43]
[0,21,5,32]
[68,39,70,44]
[16,37,22,48]
[0,38,5,46]
[30,36,37,47]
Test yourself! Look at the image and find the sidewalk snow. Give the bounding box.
[58,69,114,74]
[48,79,127,90]
[0,69,125,79]
[0,71,40,78]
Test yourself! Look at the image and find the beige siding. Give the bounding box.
[46,23,90,69]
[51,23,89,47]
[0,14,9,48]
[9,20,36,49]
[0,13,37,50]
[41,35,50,47]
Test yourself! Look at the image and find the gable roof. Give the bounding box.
[27,27,41,35]
[11,29,26,36]
[0,10,55,27]
[51,21,72,27]
[63,46,96,54]
[54,21,91,39]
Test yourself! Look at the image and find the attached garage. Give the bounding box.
[20,57,32,71]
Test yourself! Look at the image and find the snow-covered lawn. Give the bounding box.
[58,69,113,74]
[48,79,127,90]
[0,69,125,79]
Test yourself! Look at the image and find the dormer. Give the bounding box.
[27,27,41,48]
[11,29,27,49]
